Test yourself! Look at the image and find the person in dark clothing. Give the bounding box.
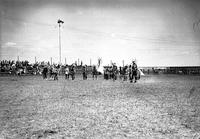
[119,67,123,80]
[49,66,53,79]
[128,65,132,81]
[112,64,118,81]
[82,65,87,80]
[70,65,75,80]
[42,66,48,79]
[92,66,98,80]
[130,61,138,83]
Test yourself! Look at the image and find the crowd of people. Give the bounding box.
[0,60,58,76]
[0,60,38,75]
[0,59,140,83]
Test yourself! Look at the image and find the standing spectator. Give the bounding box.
[70,65,75,80]
[128,65,132,81]
[119,66,123,80]
[42,66,48,79]
[82,65,87,80]
[92,66,97,80]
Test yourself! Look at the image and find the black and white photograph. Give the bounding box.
[0,0,200,138]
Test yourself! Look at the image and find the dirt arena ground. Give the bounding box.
[0,74,200,139]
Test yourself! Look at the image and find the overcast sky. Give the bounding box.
[0,0,200,66]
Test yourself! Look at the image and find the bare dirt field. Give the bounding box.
[0,74,200,139]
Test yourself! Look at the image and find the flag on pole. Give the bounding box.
[57,19,64,24]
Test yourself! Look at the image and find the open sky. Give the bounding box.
[0,0,200,66]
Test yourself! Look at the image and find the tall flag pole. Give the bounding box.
[57,19,64,64]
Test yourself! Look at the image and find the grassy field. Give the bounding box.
[0,74,200,139]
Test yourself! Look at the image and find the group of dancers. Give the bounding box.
[41,61,140,83]
[104,61,140,83]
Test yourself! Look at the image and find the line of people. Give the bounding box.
[41,61,140,83]
[1,59,140,83]
[104,61,140,83]
[42,64,99,81]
